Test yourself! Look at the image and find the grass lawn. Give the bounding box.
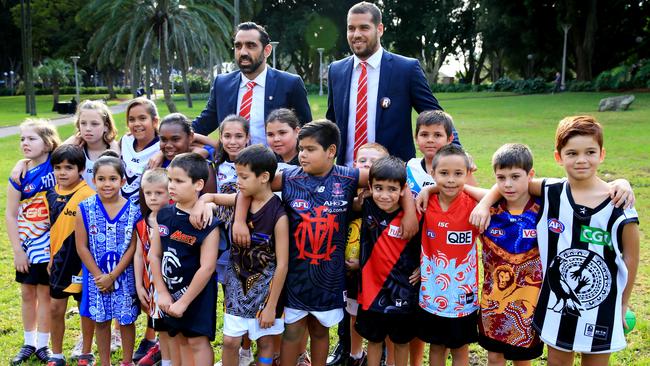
[0,91,648,365]
[0,94,132,127]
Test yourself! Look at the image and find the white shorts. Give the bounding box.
[223,313,284,341]
[284,307,344,328]
[346,298,359,316]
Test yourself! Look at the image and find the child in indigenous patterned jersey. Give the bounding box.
[46,145,97,366]
[6,119,59,363]
[478,144,543,365]
[418,145,479,366]
[355,156,421,366]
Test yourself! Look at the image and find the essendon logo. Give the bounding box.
[446,231,473,245]
[489,227,504,237]
[291,199,310,211]
[170,230,197,245]
[23,201,48,222]
[548,218,565,233]
[522,229,537,238]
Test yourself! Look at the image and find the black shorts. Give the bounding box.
[355,308,416,344]
[15,263,49,285]
[50,287,82,302]
[478,333,544,361]
[167,323,205,339]
[416,308,478,349]
[147,315,169,332]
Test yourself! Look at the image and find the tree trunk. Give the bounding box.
[473,51,486,85]
[106,71,117,99]
[573,0,597,81]
[145,63,152,100]
[181,66,192,108]
[21,0,36,115]
[159,20,177,113]
[52,82,60,105]
[130,61,139,98]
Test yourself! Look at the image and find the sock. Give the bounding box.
[24,330,36,347]
[52,354,64,360]
[147,337,157,342]
[240,348,252,357]
[350,351,363,360]
[161,360,172,366]
[37,332,50,349]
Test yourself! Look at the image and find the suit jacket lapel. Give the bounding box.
[264,67,277,119]
[375,51,392,133]
[341,57,354,123]
[228,72,241,115]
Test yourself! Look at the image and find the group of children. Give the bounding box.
[7,95,639,366]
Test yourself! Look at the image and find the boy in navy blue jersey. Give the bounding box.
[231,120,419,366]
[149,153,220,366]
[354,156,421,366]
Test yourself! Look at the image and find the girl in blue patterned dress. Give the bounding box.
[75,153,141,366]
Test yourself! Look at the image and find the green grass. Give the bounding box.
[0,94,131,127]
[0,92,648,365]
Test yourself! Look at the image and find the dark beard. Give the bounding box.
[237,55,265,74]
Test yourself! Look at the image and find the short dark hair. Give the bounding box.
[298,119,340,152]
[415,110,454,138]
[51,144,86,172]
[93,155,125,178]
[265,108,301,129]
[236,22,270,47]
[431,144,471,171]
[348,2,382,25]
[369,156,406,186]
[169,152,208,183]
[492,143,534,173]
[235,144,278,182]
[160,113,193,136]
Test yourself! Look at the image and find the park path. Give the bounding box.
[0,101,129,138]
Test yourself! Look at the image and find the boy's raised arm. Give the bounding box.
[232,194,252,247]
[469,184,501,233]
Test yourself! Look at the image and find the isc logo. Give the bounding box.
[291,199,310,211]
[447,231,473,245]
[548,219,565,233]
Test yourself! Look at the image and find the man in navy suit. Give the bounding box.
[326,2,459,166]
[192,22,312,145]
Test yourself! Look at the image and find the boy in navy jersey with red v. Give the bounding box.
[232,120,419,366]
[354,156,421,366]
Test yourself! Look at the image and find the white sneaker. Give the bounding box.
[214,361,223,366]
[239,348,253,366]
[71,336,84,358]
[110,329,122,353]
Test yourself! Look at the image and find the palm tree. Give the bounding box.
[81,0,233,113]
[36,58,73,108]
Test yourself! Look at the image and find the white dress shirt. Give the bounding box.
[345,48,383,166]
[236,66,268,146]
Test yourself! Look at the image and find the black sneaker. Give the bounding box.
[35,346,53,363]
[77,353,96,366]
[11,345,36,365]
[326,343,347,366]
[133,338,157,362]
[47,357,67,366]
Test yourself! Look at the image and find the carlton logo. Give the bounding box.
[170,230,197,245]
[291,199,310,211]
[23,201,48,222]
[489,227,505,238]
[158,225,169,237]
[548,218,565,233]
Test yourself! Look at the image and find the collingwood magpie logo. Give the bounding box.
[546,248,611,316]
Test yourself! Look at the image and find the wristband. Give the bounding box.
[258,357,273,365]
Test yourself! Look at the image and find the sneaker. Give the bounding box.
[11,345,36,365]
[47,358,66,366]
[326,343,345,366]
[239,349,254,366]
[35,347,53,363]
[77,354,96,366]
[214,361,223,366]
[71,336,84,359]
[120,362,135,366]
[133,339,157,362]
[347,352,367,366]
[296,352,311,366]
[137,343,161,366]
[111,330,122,353]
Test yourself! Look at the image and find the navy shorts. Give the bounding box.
[416,308,478,349]
[15,263,49,286]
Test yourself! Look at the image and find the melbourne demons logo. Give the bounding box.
[294,206,338,264]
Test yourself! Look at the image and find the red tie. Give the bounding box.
[354,62,368,158]
[239,81,256,120]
